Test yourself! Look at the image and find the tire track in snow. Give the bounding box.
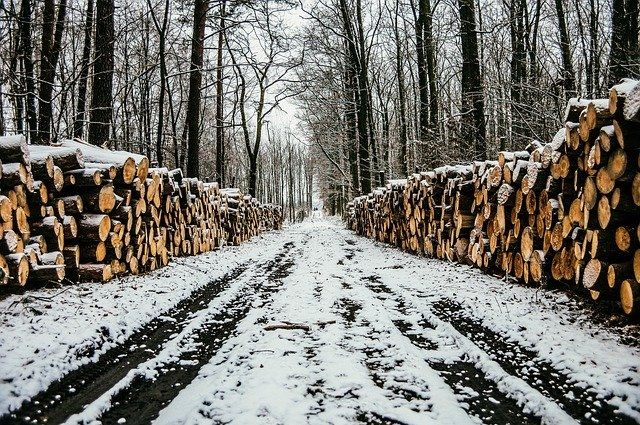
[358,273,540,424]
[0,263,250,425]
[430,298,639,425]
[96,242,296,424]
[330,295,435,424]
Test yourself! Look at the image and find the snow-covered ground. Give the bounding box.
[0,217,638,424]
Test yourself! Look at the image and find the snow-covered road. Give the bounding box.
[0,218,639,424]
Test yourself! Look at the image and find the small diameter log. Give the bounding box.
[520,226,535,261]
[608,262,634,289]
[0,195,12,222]
[0,229,20,254]
[29,153,54,180]
[29,264,65,283]
[5,253,29,285]
[615,226,637,253]
[64,168,102,186]
[80,242,107,262]
[51,166,64,192]
[529,250,546,284]
[620,279,640,316]
[58,195,84,215]
[62,216,78,239]
[75,263,112,282]
[0,254,8,284]
[623,80,640,123]
[63,245,80,269]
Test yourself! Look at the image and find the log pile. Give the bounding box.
[347,80,640,318]
[0,138,283,286]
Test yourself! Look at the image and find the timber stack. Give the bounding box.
[0,138,283,286]
[347,78,640,318]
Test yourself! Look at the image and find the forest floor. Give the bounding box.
[0,218,639,424]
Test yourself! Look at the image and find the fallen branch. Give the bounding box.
[264,322,311,331]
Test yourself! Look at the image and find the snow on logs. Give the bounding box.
[0,137,283,286]
[346,81,640,318]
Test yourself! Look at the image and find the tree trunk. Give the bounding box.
[424,0,438,128]
[343,45,360,196]
[74,0,94,139]
[185,0,208,178]
[9,4,24,135]
[215,0,226,186]
[393,1,408,176]
[626,0,640,79]
[147,0,170,167]
[555,0,576,98]
[509,0,526,146]
[38,0,68,145]
[415,0,429,147]
[19,0,38,142]
[458,0,486,160]
[89,0,114,145]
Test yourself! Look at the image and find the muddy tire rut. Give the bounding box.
[357,273,541,424]
[430,298,638,425]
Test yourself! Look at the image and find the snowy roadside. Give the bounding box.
[0,226,292,415]
[151,219,639,424]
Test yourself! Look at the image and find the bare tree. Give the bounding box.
[89,0,115,145]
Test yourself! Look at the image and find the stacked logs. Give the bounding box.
[0,135,66,286]
[347,81,640,318]
[0,138,283,286]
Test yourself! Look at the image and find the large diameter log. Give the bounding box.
[77,214,111,242]
[29,145,84,171]
[583,259,609,291]
[83,185,117,213]
[0,135,29,164]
